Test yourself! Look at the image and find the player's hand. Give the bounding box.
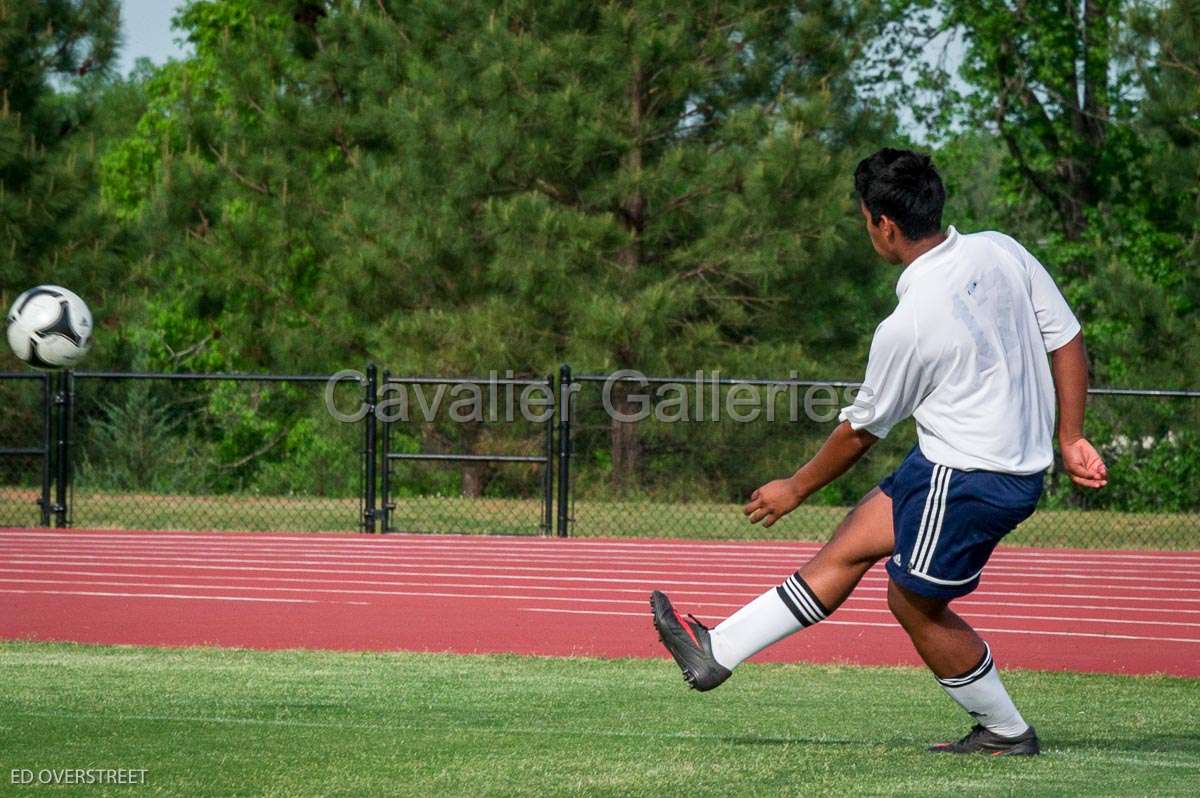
[1060,436,1108,489]
[743,478,804,527]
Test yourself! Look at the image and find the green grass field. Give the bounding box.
[0,642,1196,797]
[3,487,1197,549]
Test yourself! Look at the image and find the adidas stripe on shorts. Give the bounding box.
[881,446,1044,600]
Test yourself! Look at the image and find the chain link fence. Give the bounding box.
[67,372,366,533]
[2,368,1198,549]
[566,374,1200,550]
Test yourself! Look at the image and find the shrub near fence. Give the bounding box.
[0,368,1197,550]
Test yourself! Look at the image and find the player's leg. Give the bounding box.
[886,580,987,675]
[883,457,1044,754]
[887,581,1035,746]
[650,485,893,690]
[706,486,894,668]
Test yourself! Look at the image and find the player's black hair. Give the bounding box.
[853,148,945,240]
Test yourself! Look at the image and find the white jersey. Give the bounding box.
[838,226,1080,474]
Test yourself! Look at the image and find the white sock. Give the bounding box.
[936,643,1029,738]
[708,572,830,670]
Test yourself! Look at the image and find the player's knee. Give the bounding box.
[887,579,944,626]
[886,580,909,621]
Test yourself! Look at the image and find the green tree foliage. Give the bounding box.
[872,2,1196,382]
[1134,0,1200,266]
[4,1,1194,511]
[874,0,1149,247]
[0,0,132,457]
[872,0,1200,510]
[0,0,121,290]
[98,0,891,488]
[105,0,888,376]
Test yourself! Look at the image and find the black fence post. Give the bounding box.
[380,370,392,533]
[362,364,378,533]
[53,369,72,528]
[556,364,572,537]
[38,373,52,526]
[542,373,554,536]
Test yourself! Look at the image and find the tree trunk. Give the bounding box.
[611,55,646,487]
[461,463,484,497]
[456,421,485,497]
[610,383,642,490]
[616,56,645,272]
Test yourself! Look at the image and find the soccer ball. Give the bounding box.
[5,285,93,369]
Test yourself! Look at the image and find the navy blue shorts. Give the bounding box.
[881,447,1044,600]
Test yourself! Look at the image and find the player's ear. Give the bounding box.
[878,214,895,242]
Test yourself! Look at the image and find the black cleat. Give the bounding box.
[649,590,732,692]
[928,724,1040,756]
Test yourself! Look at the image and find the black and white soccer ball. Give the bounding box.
[6,285,93,369]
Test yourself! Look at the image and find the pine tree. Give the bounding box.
[106,0,890,487]
[0,0,120,303]
[1137,0,1200,265]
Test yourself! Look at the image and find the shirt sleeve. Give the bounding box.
[1026,253,1081,352]
[838,310,928,439]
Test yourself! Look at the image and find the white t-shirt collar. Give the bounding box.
[895,225,959,299]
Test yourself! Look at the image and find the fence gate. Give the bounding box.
[378,373,556,536]
[0,372,54,527]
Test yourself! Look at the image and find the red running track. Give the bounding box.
[1,528,1198,677]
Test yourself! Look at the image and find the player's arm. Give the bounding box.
[1050,331,1108,489]
[743,422,878,527]
[746,310,922,528]
[1021,242,1108,490]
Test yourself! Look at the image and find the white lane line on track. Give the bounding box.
[0,588,369,605]
[0,533,1183,560]
[4,552,1199,591]
[3,530,1198,564]
[4,566,1197,616]
[3,542,1197,580]
[4,576,1199,630]
[0,532,1159,556]
[519,608,1200,645]
[0,527,1186,551]
[3,558,1198,603]
[1,561,1187,599]
[2,547,1197,578]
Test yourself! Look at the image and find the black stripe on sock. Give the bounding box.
[774,585,813,626]
[791,573,831,619]
[782,578,822,624]
[936,646,994,688]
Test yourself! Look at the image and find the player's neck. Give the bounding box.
[898,230,949,267]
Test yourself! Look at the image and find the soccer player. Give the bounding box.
[650,148,1108,756]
